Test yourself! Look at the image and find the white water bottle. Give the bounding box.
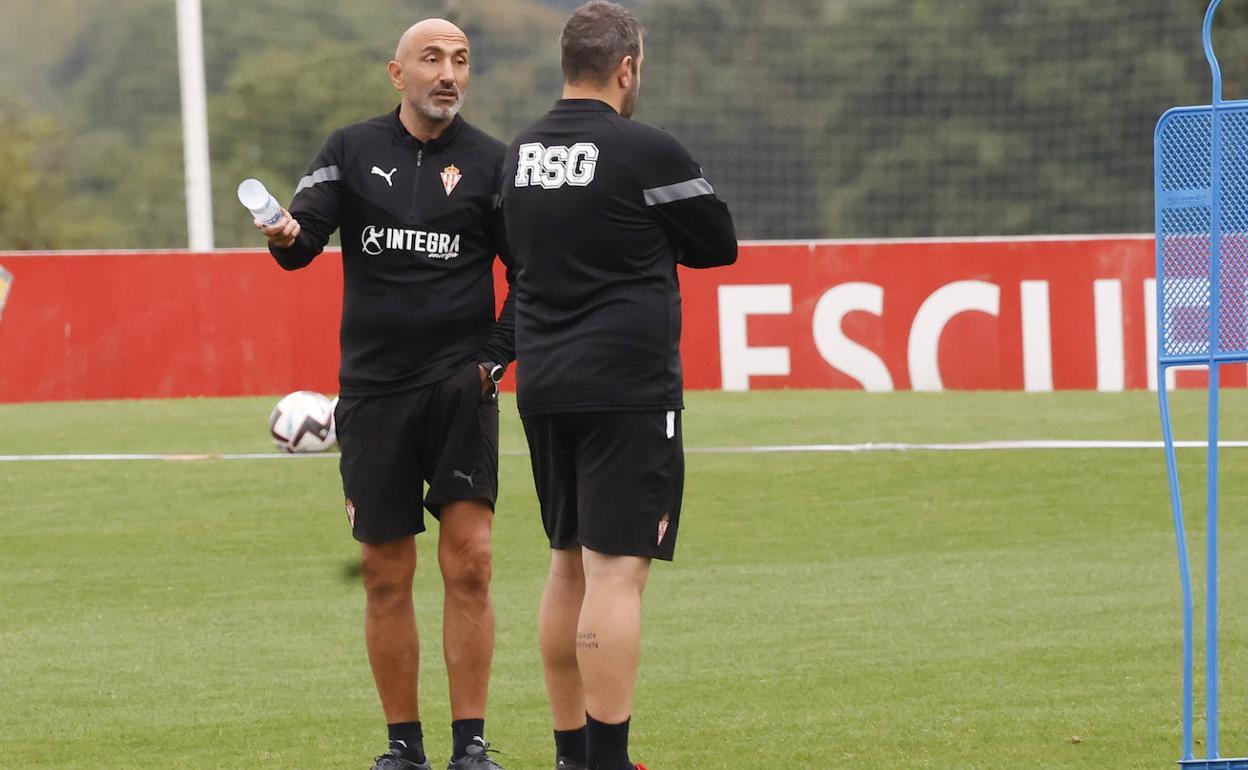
[237,178,283,226]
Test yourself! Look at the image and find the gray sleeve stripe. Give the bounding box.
[643,177,714,206]
[294,165,341,195]
[492,193,503,210]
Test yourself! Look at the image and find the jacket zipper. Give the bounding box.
[409,148,423,217]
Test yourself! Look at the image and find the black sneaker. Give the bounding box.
[555,757,587,770]
[446,742,504,770]
[371,748,432,770]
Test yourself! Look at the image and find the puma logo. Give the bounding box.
[453,469,475,487]
[371,166,397,187]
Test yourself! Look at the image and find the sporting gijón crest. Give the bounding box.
[441,164,462,195]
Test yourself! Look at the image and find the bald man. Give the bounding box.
[256,19,513,770]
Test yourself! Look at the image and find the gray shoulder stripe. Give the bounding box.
[294,165,341,195]
[643,177,714,206]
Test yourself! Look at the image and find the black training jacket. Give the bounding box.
[501,98,737,416]
[270,108,514,397]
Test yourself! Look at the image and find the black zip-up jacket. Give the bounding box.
[501,98,737,416]
[270,108,514,397]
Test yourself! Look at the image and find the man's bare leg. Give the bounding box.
[577,549,650,719]
[540,547,587,727]
[438,500,496,717]
[577,548,650,770]
[438,499,496,762]
[361,537,427,765]
[361,537,421,722]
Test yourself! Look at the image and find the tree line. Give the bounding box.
[0,0,1238,249]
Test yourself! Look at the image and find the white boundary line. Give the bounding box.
[3,439,1247,462]
[688,440,1248,453]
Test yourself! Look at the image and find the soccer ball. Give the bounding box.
[269,390,337,453]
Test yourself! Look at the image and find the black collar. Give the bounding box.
[551,98,618,114]
[390,106,465,149]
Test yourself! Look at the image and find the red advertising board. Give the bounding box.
[0,237,1181,403]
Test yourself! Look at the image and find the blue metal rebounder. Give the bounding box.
[1157,2,1248,767]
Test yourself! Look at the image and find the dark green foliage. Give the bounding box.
[2,0,1247,247]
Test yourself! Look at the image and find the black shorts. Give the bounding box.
[335,362,499,544]
[521,410,684,561]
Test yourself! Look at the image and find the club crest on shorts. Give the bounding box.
[345,498,356,528]
[657,513,670,546]
[441,164,462,196]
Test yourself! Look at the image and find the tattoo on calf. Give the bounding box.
[576,632,599,650]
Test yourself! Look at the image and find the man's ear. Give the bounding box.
[617,55,634,88]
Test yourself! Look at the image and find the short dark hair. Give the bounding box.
[560,1,644,85]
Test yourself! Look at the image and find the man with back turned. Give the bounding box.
[501,3,738,768]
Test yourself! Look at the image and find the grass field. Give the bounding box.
[5,390,1248,769]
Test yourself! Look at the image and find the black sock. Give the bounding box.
[555,724,588,763]
[388,721,426,764]
[586,714,631,770]
[451,718,486,759]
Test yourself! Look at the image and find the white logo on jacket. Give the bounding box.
[514,142,599,189]
[362,226,386,255]
[360,225,461,260]
[371,166,397,187]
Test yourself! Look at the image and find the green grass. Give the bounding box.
[3,390,1248,768]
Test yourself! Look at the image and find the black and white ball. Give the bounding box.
[269,390,337,453]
